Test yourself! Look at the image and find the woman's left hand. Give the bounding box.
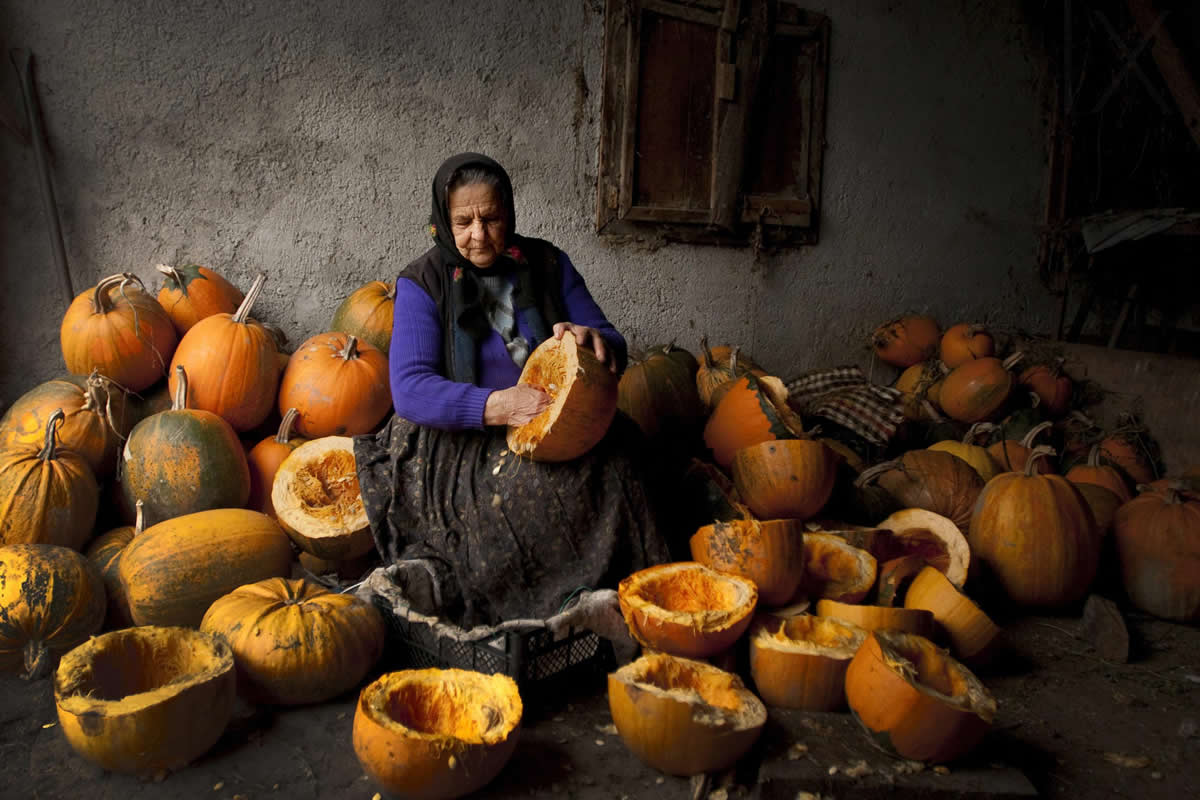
[553,323,617,373]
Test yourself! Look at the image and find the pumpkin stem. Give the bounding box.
[1002,351,1024,371]
[156,264,185,290]
[90,273,141,314]
[1086,444,1104,468]
[1027,390,1041,409]
[134,499,145,534]
[22,640,49,681]
[172,365,190,411]
[385,281,396,301]
[37,409,66,462]
[277,408,300,443]
[699,335,714,368]
[232,272,267,325]
[963,422,997,445]
[1020,421,1054,449]
[339,335,360,361]
[855,459,900,488]
[1024,445,1056,477]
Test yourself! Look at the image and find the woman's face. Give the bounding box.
[448,183,508,268]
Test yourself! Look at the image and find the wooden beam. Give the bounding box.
[1125,0,1200,152]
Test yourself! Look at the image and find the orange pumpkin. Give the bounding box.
[167,273,281,432]
[894,361,948,421]
[200,577,386,704]
[939,323,994,368]
[927,422,1002,482]
[1074,484,1122,536]
[855,450,984,532]
[617,344,705,443]
[155,263,244,334]
[695,336,765,410]
[748,614,866,711]
[0,409,99,550]
[871,315,940,368]
[246,408,307,517]
[330,280,396,355]
[730,438,836,520]
[618,562,757,658]
[278,333,392,438]
[84,500,144,629]
[1098,428,1158,487]
[1019,361,1072,418]
[703,373,804,468]
[797,533,877,603]
[969,447,1099,607]
[844,630,996,762]
[120,365,251,527]
[689,518,806,606]
[988,421,1055,474]
[1112,486,1200,621]
[0,372,134,478]
[937,353,1022,423]
[60,272,178,392]
[1066,445,1133,503]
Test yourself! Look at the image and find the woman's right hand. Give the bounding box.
[483,384,552,426]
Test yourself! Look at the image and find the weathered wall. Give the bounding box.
[0,0,1054,409]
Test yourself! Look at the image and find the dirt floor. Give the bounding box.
[2,610,1198,799]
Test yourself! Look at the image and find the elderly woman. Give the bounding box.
[354,153,669,628]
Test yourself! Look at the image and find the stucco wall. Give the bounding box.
[0,0,1054,409]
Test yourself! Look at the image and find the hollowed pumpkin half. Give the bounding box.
[618,562,757,658]
[608,652,766,776]
[797,533,877,603]
[904,566,1000,663]
[272,436,374,561]
[54,626,235,774]
[506,334,618,462]
[844,630,996,763]
[816,599,935,638]
[749,614,866,711]
[875,508,970,588]
[353,669,522,800]
[689,518,806,606]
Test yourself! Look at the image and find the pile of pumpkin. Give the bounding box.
[598,319,1199,777]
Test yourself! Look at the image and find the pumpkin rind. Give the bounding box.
[904,566,1000,663]
[247,408,308,517]
[118,508,294,628]
[875,508,971,588]
[0,544,106,679]
[703,373,805,468]
[844,630,996,763]
[506,334,618,462]
[331,280,396,356]
[353,668,522,800]
[54,626,235,773]
[748,614,866,711]
[60,273,178,392]
[731,438,837,521]
[618,562,757,658]
[1112,488,1200,621]
[84,502,143,629]
[689,518,806,606]
[156,263,245,335]
[0,410,100,550]
[938,355,1017,423]
[200,577,385,704]
[858,450,984,533]
[798,533,877,603]
[816,599,935,638]
[608,653,765,776]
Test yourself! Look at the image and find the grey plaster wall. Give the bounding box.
[0,0,1054,409]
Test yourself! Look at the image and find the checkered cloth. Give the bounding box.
[785,366,906,446]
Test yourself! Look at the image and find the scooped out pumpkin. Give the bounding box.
[272,436,374,561]
[748,614,866,711]
[689,518,806,606]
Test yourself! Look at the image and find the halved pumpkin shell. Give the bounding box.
[618,562,757,658]
[689,518,806,606]
[748,614,867,711]
[353,669,522,800]
[798,533,877,603]
[875,508,970,588]
[272,436,374,560]
[816,599,935,638]
[904,566,1000,663]
[608,652,766,776]
[506,334,618,462]
[54,626,235,773]
[844,630,996,763]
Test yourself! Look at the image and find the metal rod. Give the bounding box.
[12,49,74,300]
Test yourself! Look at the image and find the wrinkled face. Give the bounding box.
[448,183,508,268]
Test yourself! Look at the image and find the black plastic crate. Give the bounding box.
[371,594,614,694]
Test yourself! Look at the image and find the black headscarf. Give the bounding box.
[402,153,564,385]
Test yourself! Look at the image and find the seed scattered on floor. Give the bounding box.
[933,765,950,775]
[491,493,502,506]
[372,794,382,800]
[1151,772,1163,780]
[787,742,809,760]
[595,723,618,735]
[894,761,925,775]
[827,765,839,776]
[1104,752,1151,769]
[553,716,565,722]
[844,760,872,778]
[708,789,728,800]
[655,777,664,784]
[41,722,56,729]
[595,738,605,746]
[213,782,224,791]
[492,464,502,475]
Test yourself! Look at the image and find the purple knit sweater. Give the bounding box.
[389,251,627,430]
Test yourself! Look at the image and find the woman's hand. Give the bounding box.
[484,384,552,426]
[553,322,617,373]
